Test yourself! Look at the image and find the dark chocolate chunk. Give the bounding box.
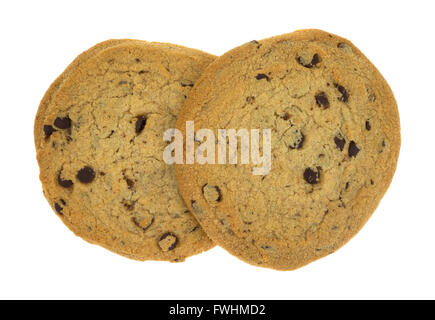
[348,141,360,157]
[334,135,346,151]
[54,202,63,215]
[289,132,305,149]
[365,120,371,131]
[132,216,154,231]
[246,96,255,104]
[43,125,56,138]
[304,167,321,184]
[297,54,321,68]
[213,186,222,202]
[202,184,222,203]
[255,73,269,81]
[190,225,199,233]
[311,53,320,66]
[181,82,194,87]
[315,92,330,109]
[54,116,71,129]
[76,166,96,183]
[125,178,134,189]
[135,115,147,134]
[58,173,73,188]
[159,232,178,251]
[297,56,312,68]
[334,84,349,102]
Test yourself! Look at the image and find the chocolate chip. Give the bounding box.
[202,184,222,203]
[190,225,199,233]
[297,54,321,68]
[132,215,154,231]
[220,219,235,236]
[123,199,135,211]
[334,84,349,102]
[58,173,73,188]
[289,132,305,149]
[311,53,320,66]
[158,232,178,251]
[334,135,346,151]
[125,178,134,189]
[366,87,376,102]
[246,96,255,104]
[378,140,386,154]
[365,120,371,131]
[135,115,147,134]
[345,182,350,190]
[282,113,290,121]
[304,167,321,184]
[338,42,349,49]
[348,141,360,157]
[54,116,71,129]
[297,56,312,68]
[255,73,269,81]
[76,166,95,183]
[315,92,330,109]
[337,42,354,55]
[180,82,194,87]
[122,171,135,189]
[54,202,63,215]
[43,125,56,138]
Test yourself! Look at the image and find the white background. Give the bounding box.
[0,0,434,300]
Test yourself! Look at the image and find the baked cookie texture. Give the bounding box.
[175,29,400,270]
[35,40,216,261]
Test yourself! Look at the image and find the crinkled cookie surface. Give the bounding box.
[35,40,216,261]
[175,29,400,270]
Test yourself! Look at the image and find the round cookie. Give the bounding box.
[175,29,400,270]
[35,40,216,261]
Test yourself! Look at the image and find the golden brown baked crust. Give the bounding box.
[175,29,400,270]
[35,40,216,261]
[35,40,137,147]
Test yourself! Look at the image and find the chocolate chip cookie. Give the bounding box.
[35,40,216,261]
[175,29,400,270]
